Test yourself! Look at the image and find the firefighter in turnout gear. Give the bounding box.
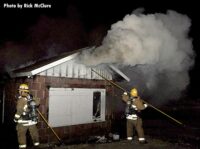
[122,88,148,144]
[14,84,40,149]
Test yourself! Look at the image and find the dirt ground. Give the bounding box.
[1,123,199,149]
[38,136,193,149]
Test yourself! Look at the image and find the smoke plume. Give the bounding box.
[78,10,195,105]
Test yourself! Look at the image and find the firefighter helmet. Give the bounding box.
[130,88,138,97]
[19,84,29,92]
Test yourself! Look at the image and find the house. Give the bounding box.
[3,47,130,143]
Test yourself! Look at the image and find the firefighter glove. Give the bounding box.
[14,117,18,123]
[123,92,128,95]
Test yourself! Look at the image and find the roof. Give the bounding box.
[10,47,130,82]
[11,49,82,77]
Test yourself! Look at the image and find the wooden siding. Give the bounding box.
[38,60,112,80]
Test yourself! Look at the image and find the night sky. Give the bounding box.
[0,0,199,99]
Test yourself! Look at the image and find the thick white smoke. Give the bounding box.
[78,10,195,105]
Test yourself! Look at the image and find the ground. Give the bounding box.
[37,136,193,149]
[0,123,197,149]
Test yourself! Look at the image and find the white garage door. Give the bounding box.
[48,88,106,127]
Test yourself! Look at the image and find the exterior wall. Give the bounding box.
[5,75,117,143]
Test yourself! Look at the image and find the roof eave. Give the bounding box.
[12,52,79,78]
[109,65,130,82]
[10,71,33,78]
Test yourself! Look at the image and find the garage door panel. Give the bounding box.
[49,88,105,127]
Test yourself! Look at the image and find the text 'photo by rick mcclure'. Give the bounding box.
[2,0,53,9]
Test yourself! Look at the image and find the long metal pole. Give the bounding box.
[91,68,183,126]
[36,109,63,143]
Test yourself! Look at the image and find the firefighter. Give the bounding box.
[122,88,148,144]
[14,84,40,149]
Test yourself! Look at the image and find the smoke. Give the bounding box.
[78,10,195,105]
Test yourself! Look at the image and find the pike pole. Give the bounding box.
[91,68,184,126]
[37,109,63,144]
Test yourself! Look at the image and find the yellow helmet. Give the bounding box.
[130,88,138,97]
[19,84,29,92]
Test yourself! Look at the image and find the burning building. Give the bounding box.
[3,46,130,144]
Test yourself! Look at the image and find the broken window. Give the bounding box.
[93,91,101,120]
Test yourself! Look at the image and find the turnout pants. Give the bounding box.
[127,117,145,139]
[16,123,39,148]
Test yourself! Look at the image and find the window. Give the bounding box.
[48,88,106,127]
[93,91,101,120]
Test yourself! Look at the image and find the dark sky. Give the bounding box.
[0,0,199,98]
